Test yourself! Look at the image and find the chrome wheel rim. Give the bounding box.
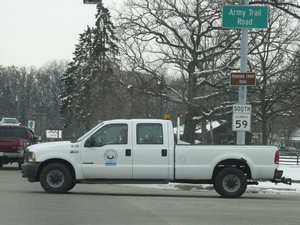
[223,174,240,193]
[46,169,64,188]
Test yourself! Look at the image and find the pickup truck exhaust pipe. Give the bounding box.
[272,170,292,185]
[273,177,292,185]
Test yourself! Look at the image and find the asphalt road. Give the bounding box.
[1,164,300,225]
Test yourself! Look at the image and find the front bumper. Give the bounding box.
[21,162,40,182]
[273,169,292,185]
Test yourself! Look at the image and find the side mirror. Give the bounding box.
[33,136,39,143]
[84,137,93,147]
[84,136,102,147]
[84,134,106,147]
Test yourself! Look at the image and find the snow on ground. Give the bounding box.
[121,165,300,195]
[248,164,300,194]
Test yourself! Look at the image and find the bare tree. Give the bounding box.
[117,0,241,143]
[247,9,300,144]
[0,66,35,125]
[0,61,67,139]
[251,0,300,20]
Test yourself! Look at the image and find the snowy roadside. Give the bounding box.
[120,165,300,195]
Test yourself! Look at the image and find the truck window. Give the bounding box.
[0,127,27,139]
[136,123,163,144]
[90,124,128,147]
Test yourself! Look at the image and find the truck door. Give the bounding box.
[132,122,170,179]
[81,123,132,179]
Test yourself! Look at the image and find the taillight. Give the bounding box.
[17,139,25,150]
[274,150,279,164]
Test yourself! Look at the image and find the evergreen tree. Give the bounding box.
[60,2,119,134]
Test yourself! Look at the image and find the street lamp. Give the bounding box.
[83,0,101,4]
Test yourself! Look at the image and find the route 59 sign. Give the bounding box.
[232,113,251,131]
[232,104,251,131]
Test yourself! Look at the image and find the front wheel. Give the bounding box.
[214,167,247,198]
[39,163,72,193]
[18,161,24,170]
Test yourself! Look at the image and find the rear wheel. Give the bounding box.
[214,167,247,198]
[39,163,72,193]
[68,180,77,191]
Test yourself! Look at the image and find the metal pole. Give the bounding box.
[236,0,249,145]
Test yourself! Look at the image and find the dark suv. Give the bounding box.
[0,126,37,168]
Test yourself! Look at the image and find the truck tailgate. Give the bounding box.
[0,138,23,152]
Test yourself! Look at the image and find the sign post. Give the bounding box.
[222,0,268,144]
[236,0,250,145]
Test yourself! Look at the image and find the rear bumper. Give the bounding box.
[0,151,24,164]
[272,169,292,185]
[0,152,23,158]
[21,162,40,182]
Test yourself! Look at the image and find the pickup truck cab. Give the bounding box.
[22,119,291,198]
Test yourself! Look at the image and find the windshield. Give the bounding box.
[0,127,26,139]
[4,118,18,123]
[75,122,104,142]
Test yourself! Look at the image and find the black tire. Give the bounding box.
[68,180,77,191]
[18,161,24,170]
[39,163,72,193]
[214,167,247,198]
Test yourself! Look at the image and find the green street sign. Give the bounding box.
[222,5,269,29]
[28,120,35,132]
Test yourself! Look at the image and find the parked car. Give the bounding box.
[0,125,37,169]
[0,117,21,126]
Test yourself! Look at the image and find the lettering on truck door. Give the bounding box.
[132,122,169,179]
[81,123,133,179]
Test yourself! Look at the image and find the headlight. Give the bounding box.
[25,150,36,163]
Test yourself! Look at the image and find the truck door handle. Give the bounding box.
[161,149,167,157]
[125,149,131,156]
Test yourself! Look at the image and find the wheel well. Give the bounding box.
[212,159,251,180]
[37,159,76,182]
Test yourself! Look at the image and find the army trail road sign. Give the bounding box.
[222,5,269,29]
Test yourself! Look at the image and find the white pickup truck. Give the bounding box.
[22,119,291,198]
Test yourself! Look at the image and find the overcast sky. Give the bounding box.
[0,0,122,67]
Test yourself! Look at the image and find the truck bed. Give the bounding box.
[175,145,278,180]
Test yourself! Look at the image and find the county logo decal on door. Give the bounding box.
[104,149,118,166]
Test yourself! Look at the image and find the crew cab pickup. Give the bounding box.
[22,119,291,198]
[0,125,36,169]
